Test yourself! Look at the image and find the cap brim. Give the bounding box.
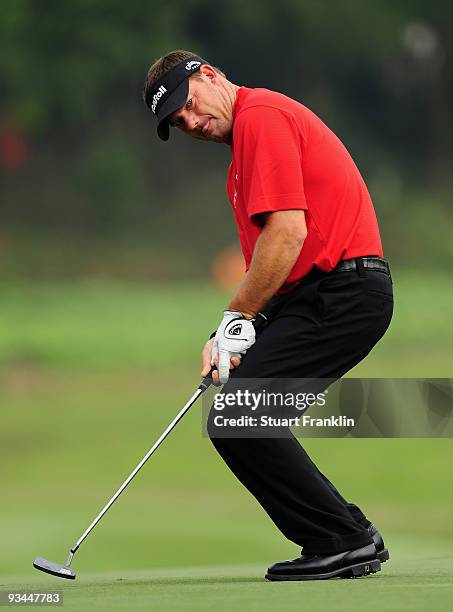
[156,79,189,141]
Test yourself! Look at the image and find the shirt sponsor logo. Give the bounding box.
[185,61,201,71]
[151,85,167,113]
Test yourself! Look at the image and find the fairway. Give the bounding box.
[1,270,453,375]
[1,277,452,611]
[3,549,453,612]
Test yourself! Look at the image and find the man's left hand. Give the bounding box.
[211,310,256,384]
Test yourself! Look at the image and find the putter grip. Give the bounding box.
[199,366,216,391]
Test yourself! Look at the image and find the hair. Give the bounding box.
[142,49,225,107]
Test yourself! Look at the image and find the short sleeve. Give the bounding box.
[233,106,308,223]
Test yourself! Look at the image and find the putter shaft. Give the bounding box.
[67,377,212,565]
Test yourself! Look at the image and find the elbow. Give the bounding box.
[294,227,307,247]
[263,210,307,248]
[283,226,307,249]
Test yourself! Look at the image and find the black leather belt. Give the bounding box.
[291,256,391,290]
[335,256,390,274]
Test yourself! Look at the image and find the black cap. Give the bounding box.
[145,56,207,141]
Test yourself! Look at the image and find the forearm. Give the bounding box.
[228,226,305,317]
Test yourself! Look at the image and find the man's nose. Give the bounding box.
[186,113,199,132]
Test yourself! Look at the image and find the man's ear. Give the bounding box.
[200,64,218,81]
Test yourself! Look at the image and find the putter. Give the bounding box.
[33,372,215,580]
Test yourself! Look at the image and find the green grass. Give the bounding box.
[0,281,225,369]
[0,269,452,374]
[1,273,452,610]
[2,549,453,612]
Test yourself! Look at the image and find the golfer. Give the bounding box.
[143,51,393,581]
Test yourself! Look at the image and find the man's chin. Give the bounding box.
[194,132,223,143]
[208,133,225,143]
[207,129,232,144]
[192,127,230,143]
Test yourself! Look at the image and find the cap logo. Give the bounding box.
[185,61,201,71]
[151,85,167,114]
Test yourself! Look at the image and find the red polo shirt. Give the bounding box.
[227,87,383,293]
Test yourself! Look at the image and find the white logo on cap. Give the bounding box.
[151,85,167,114]
[185,61,201,71]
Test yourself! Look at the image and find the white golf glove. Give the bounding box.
[211,310,256,384]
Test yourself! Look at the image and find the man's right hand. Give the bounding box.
[201,338,241,386]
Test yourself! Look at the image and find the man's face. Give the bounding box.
[168,69,234,143]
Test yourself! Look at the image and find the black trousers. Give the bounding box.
[207,262,394,555]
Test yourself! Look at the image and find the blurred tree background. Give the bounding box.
[1,0,452,280]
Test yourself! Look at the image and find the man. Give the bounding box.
[143,50,393,581]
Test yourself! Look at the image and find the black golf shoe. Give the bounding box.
[368,523,390,563]
[265,543,380,581]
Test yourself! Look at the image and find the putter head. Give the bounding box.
[33,556,76,580]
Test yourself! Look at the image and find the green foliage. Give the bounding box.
[74,138,148,229]
[0,0,190,130]
[1,1,452,271]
